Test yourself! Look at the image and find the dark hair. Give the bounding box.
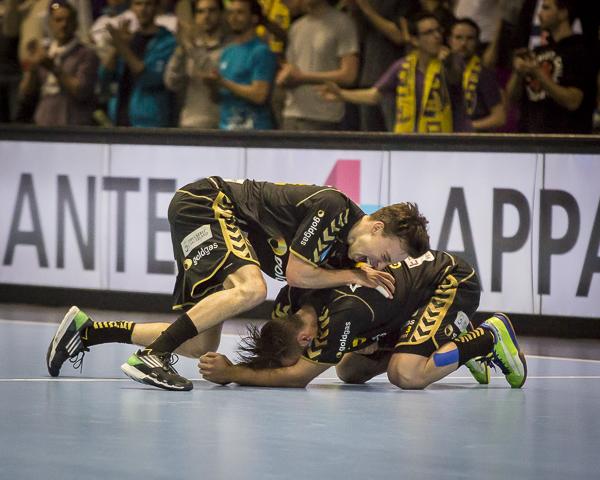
[193,0,224,13]
[554,0,576,24]
[229,0,264,22]
[48,0,78,22]
[237,315,304,369]
[451,17,481,40]
[371,203,430,257]
[408,12,439,37]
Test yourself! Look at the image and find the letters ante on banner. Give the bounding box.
[0,142,598,317]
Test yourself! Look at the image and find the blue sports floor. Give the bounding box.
[1,311,600,480]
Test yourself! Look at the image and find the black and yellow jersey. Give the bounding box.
[272,250,479,364]
[219,177,365,281]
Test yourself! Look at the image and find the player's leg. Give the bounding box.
[120,183,268,390]
[46,311,224,377]
[336,350,392,384]
[387,263,490,389]
[388,313,526,389]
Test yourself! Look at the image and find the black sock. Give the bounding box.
[452,327,494,366]
[145,313,198,354]
[82,321,135,347]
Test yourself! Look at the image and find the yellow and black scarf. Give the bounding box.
[463,55,482,116]
[394,51,453,133]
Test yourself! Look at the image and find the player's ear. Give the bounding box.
[371,221,385,235]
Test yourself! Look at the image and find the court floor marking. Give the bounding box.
[2,374,600,383]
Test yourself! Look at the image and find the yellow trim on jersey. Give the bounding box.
[219,218,259,265]
[176,189,213,202]
[395,273,459,348]
[289,248,319,267]
[294,188,340,207]
[331,290,376,321]
[172,302,195,311]
[189,251,232,294]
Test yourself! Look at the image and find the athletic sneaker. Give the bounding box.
[121,349,193,391]
[46,306,93,377]
[465,358,490,385]
[481,313,527,388]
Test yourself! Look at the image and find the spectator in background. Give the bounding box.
[405,0,455,40]
[17,0,98,125]
[204,0,276,130]
[98,0,176,127]
[453,0,502,52]
[1,0,21,122]
[344,0,415,132]
[449,18,505,131]
[278,0,359,131]
[18,0,93,64]
[319,13,469,134]
[90,0,137,66]
[164,0,227,128]
[506,0,597,133]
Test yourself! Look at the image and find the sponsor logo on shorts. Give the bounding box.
[300,210,326,246]
[338,321,352,352]
[444,324,456,338]
[181,225,213,257]
[183,259,193,271]
[192,242,219,266]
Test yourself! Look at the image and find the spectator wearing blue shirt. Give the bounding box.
[98,0,176,127]
[204,0,276,130]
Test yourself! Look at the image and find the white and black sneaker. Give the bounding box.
[46,306,93,377]
[121,349,193,391]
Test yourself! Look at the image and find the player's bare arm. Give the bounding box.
[199,353,329,388]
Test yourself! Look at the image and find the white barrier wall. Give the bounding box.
[1,141,598,318]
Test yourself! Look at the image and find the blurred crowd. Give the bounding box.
[0,0,598,133]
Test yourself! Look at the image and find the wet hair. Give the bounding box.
[371,202,430,257]
[408,12,439,37]
[451,17,481,40]
[237,314,304,369]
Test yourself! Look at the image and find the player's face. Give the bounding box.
[449,23,478,58]
[348,225,409,270]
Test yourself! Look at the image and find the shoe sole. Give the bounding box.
[120,362,192,391]
[465,360,490,385]
[47,306,80,377]
[493,313,527,388]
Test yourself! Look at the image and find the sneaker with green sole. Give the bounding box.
[46,306,93,377]
[464,357,490,385]
[121,349,193,391]
[481,313,527,388]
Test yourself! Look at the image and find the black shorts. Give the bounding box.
[393,259,481,358]
[169,177,259,311]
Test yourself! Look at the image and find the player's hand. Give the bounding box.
[355,264,395,298]
[198,352,234,385]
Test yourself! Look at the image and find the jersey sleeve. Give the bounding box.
[303,293,375,365]
[289,191,351,266]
